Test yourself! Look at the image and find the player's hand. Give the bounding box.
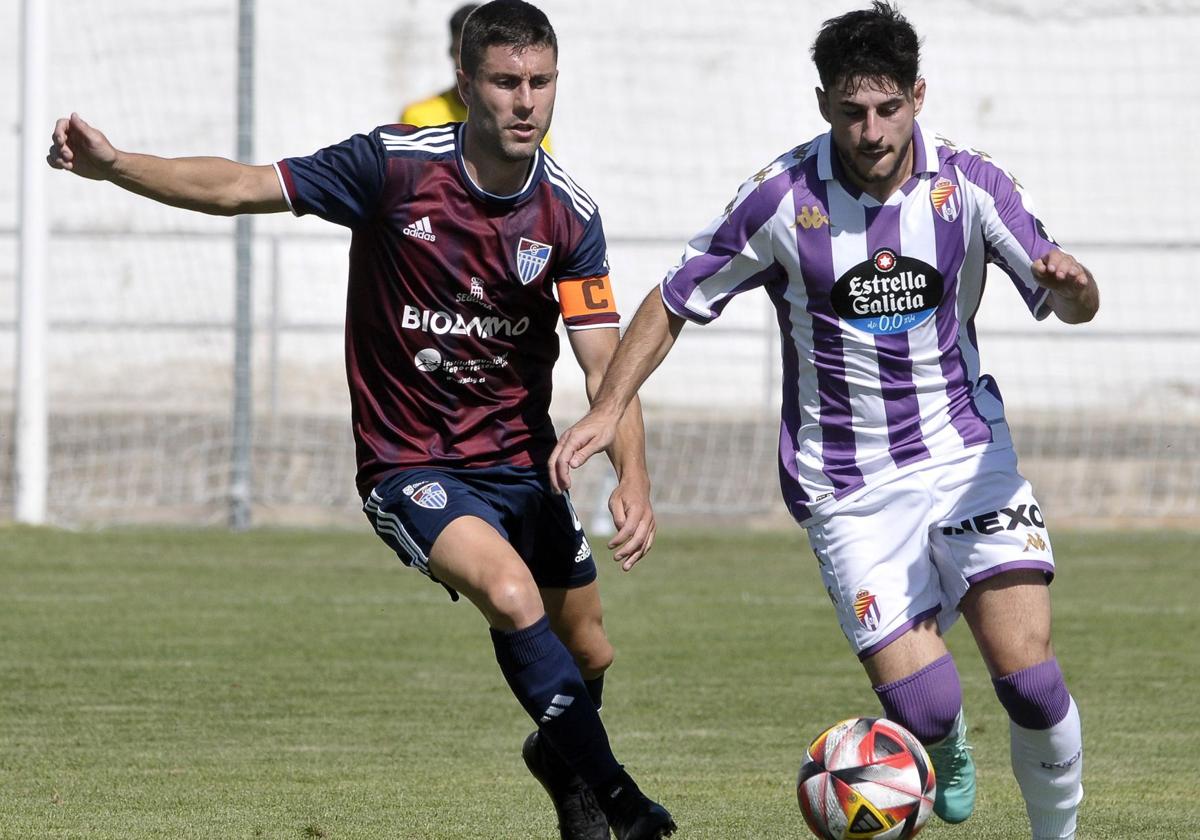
[47,113,118,181]
[1031,250,1090,300]
[549,408,620,494]
[607,475,655,571]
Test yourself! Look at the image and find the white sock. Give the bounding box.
[1009,696,1083,840]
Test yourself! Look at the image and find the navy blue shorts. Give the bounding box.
[362,464,598,595]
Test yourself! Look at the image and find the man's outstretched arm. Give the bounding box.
[48,113,287,216]
[1031,250,1099,325]
[550,289,686,494]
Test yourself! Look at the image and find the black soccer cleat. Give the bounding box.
[598,771,677,840]
[522,731,610,840]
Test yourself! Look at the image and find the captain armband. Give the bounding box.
[558,275,620,328]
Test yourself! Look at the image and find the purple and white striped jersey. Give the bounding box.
[660,123,1058,525]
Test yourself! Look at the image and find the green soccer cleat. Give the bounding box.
[926,710,977,824]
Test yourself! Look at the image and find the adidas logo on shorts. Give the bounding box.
[574,540,593,564]
[402,216,437,242]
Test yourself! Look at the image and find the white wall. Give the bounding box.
[2,0,1198,417]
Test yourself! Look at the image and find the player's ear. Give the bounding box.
[815,87,831,123]
[912,78,926,116]
[456,67,472,106]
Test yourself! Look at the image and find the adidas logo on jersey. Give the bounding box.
[402,216,437,242]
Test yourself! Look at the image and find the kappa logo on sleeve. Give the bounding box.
[403,481,448,510]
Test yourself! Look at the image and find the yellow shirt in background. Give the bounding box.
[400,87,554,154]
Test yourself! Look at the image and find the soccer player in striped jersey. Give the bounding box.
[47,2,674,838]
[552,4,1096,839]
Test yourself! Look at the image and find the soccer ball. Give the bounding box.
[797,717,936,840]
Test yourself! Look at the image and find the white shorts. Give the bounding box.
[805,447,1054,659]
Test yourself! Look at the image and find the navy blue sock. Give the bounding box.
[585,675,605,711]
[491,616,622,789]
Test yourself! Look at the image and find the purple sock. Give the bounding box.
[993,657,1071,730]
[873,654,963,744]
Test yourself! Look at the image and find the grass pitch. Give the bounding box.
[1,526,1196,839]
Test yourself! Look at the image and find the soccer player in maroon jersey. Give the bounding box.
[47,2,675,838]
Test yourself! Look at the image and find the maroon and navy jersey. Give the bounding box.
[274,122,618,498]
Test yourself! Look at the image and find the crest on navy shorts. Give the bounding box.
[405,481,448,510]
[516,237,553,285]
[853,589,880,631]
[831,249,945,335]
[930,177,961,223]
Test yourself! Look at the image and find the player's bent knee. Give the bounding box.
[992,656,1072,730]
[480,575,544,629]
[576,638,614,676]
[559,625,614,675]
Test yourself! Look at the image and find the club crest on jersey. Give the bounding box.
[404,481,448,510]
[516,238,553,285]
[931,177,961,223]
[831,248,945,335]
[853,590,880,631]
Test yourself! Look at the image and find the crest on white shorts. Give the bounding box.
[405,481,448,510]
[854,589,880,631]
[516,237,552,285]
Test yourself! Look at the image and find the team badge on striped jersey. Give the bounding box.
[853,589,881,631]
[516,237,553,285]
[931,177,960,223]
[404,481,448,510]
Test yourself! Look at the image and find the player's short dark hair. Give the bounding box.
[811,2,921,93]
[449,4,480,39]
[459,0,557,78]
